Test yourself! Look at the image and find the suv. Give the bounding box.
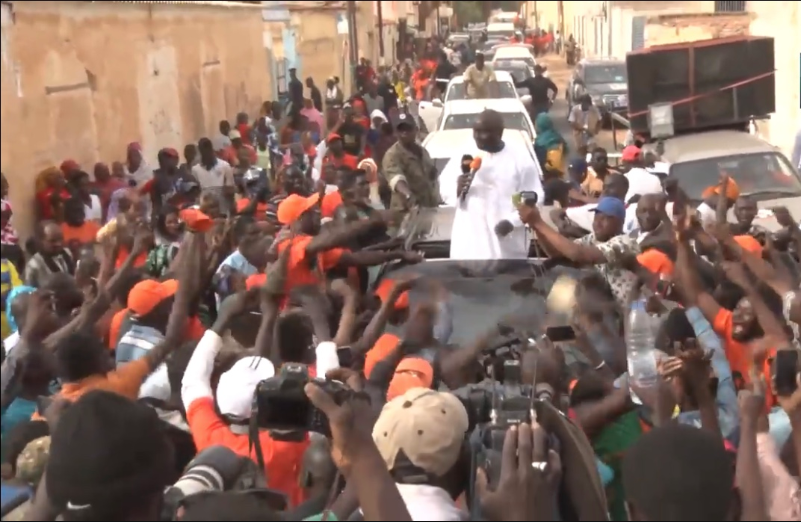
[567,58,628,122]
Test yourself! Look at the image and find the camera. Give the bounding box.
[161,446,284,520]
[252,363,351,441]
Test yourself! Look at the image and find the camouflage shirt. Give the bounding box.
[381,141,441,210]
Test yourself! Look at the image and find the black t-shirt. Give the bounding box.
[338,121,365,156]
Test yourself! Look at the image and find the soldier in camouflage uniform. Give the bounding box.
[381,113,441,211]
[3,437,51,521]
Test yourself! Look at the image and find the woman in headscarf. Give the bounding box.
[533,113,568,178]
[35,167,71,222]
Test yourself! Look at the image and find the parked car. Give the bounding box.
[567,58,628,122]
[645,130,801,231]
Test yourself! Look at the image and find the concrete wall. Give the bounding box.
[1,1,271,240]
[747,0,800,158]
[644,13,751,46]
[289,9,351,95]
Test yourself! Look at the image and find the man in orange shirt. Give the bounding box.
[181,292,315,507]
[322,134,359,171]
[273,193,421,293]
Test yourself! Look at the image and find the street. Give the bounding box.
[537,54,627,155]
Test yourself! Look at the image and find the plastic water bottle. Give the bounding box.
[625,298,659,401]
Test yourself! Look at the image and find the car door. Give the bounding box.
[418,99,444,136]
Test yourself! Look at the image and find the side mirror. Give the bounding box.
[432,99,443,108]
[521,94,532,106]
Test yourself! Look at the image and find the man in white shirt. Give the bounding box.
[372,388,469,521]
[568,95,602,151]
[192,137,234,190]
[620,145,663,203]
[440,110,544,259]
[125,142,153,187]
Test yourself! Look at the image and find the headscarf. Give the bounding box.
[534,113,566,152]
[370,109,388,130]
[6,285,35,334]
[35,167,63,194]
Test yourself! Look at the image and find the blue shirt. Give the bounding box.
[678,307,739,440]
[214,250,258,307]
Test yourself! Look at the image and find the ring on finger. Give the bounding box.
[531,461,548,472]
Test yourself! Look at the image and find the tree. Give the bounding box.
[453,1,484,25]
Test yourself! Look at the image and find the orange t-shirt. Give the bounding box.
[713,308,775,408]
[62,221,101,246]
[236,198,269,218]
[186,397,308,507]
[115,248,148,269]
[321,191,343,219]
[32,358,152,420]
[364,333,400,379]
[277,235,346,292]
[108,308,130,350]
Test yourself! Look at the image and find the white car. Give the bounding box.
[436,98,536,137]
[492,44,544,76]
[417,71,527,135]
[423,128,537,178]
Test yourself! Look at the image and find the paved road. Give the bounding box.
[538,54,627,155]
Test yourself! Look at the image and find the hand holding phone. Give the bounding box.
[773,348,800,397]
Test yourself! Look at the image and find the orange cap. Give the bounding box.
[637,249,675,277]
[128,279,178,316]
[327,133,342,144]
[374,279,410,310]
[277,193,320,225]
[701,178,740,201]
[179,208,214,233]
[621,145,641,163]
[469,157,482,170]
[734,234,763,257]
[60,159,80,175]
[386,357,435,401]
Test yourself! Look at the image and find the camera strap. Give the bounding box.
[466,426,484,521]
[248,409,268,474]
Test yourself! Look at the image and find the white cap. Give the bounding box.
[216,356,276,418]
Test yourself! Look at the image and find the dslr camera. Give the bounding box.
[251,363,351,442]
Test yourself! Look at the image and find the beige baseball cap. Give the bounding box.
[372,388,468,477]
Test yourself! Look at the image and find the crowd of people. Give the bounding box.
[0,30,800,522]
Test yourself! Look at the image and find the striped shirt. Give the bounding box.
[265,193,288,225]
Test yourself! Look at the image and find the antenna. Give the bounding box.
[489,364,499,425]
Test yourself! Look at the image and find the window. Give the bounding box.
[442,111,531,136]
[445,81,517,101]
[670,152,801,201]
[584,64,627,84]
[277,59,288,95]
[714,1,746,12]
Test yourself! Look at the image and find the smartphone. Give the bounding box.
[512,191,539,208]
[773,349,800,396]
[337,346,354,368]
[545,325,577,343]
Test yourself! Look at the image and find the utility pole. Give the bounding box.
[347,1,358,89]
[558,0,564,38]
[533,1,538,29]
[376,0,384,60]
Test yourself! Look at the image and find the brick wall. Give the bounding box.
[645,13,751,46]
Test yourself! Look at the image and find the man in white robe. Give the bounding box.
[439,110,544,260]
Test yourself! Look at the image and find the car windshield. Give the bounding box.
[670,152,801,201]
[376,261,588,346]
[494,62,532,80]
[488,30,515,39]
[584,63,627,84]
[434,157,451,175]
[446,81,517,101]
[443,111,530,134]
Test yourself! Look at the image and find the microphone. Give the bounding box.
[459,156,482,203]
